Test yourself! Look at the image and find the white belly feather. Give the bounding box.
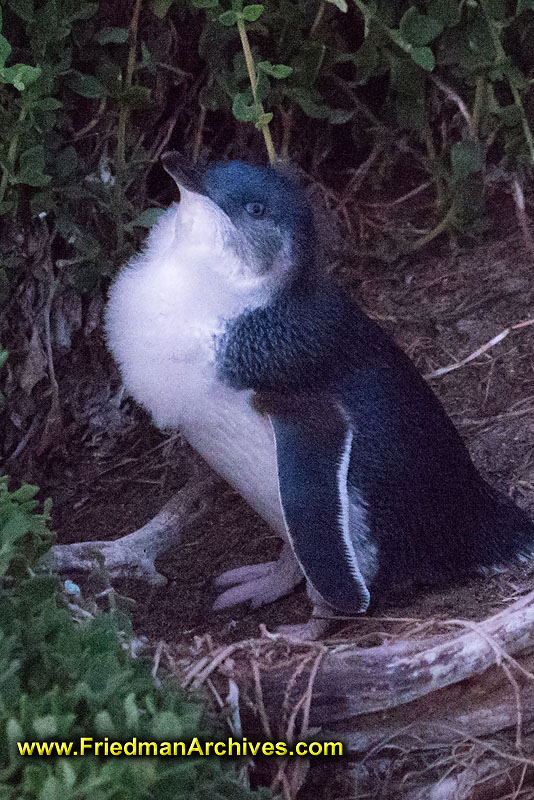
[105,204,285,536]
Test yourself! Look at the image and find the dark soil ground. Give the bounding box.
[35,231,534,650]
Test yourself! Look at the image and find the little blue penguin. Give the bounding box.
[105,151,534,623]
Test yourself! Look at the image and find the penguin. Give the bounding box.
[105,151,534,623]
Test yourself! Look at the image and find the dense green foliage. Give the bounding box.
[1,0,533,286]
[0,476,270,799]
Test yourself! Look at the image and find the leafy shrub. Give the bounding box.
[0,476,270,800]
[2,0,534,454]
[2,0,534,279]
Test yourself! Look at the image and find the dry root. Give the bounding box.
[167,589,534,799]
[41,475,218,585]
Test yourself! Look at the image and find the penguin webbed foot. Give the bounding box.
[272,588,359,641]
[271,617,332,641]
[213,546,304,611]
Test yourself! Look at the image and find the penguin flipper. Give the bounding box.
[264,392,370,614]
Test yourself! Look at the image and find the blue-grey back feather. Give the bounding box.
[217,281,534,599]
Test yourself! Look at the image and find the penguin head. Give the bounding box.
[161,152,318,290]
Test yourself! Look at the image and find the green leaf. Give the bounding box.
[150,0,175,16]
[0,509,31,573]
[34,97,63,111]
[517,0,534,11]
[232,92,257,121]
[54,147,78,181]
[242,4,263,21]
[71,3,98,20]
[0,34,13,68]
[290,41,326,87]
[8,0,34,23]
[125,207,165,231]
[427,0,462,26]
[329,108,354,124]
[484,0,506,19]
[451,138,486,179]
[400,7,443,46]
[255,111,273,129]
[33,715,57,739]
[139,41,155,71]
[95,27,129,45]
[250,70,268,101]
[257,61,293,78]
[326,0,348,9]
[16,146,51,187]
[497,104,522,127]
[411,46,435,71]
[191,0,219,6]
[218,9,238,24]
[0,349,8,369]
[40,776,62,800]
[120,85,151,108]
[289,88,330,119]
[1,63,41,90]
[6,719,24,755]
[390,54,424,95]
[94,710,116,737]
[67,72,106,98]
[199,81,227,110]
[352,37,379,84]
[11,484,39,502]
[124,693,140,730]
[58,762,76,790]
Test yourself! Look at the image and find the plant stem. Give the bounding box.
[115,0,143,252]
[193,104,207,163]
[0,107,26,208]
[471,74,485,140]
[512,177,534,255]
[408,203,456,251]
[310,1,325,37]
[479,0,534,164]
[236,16,276,164]
[280,109,292,161]
[423,127,445,210]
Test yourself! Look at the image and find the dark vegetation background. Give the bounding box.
[1,0,534,474]
[1,0,534,797]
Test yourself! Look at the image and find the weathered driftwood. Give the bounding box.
[251,590,534,731]
[41,475,218,584]
[195,590,534,798]
[352,753,531,800]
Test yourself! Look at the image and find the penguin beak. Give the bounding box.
[161,151,207,195]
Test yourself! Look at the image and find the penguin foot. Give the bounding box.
[214,562,276,588]
[273,586,342,640]
[213,546,303,610]
[274,616,331,641]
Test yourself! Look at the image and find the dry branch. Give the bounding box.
[170,592,534,797]
[41,475,218,584]
[185,590,534,775]
[255,591,534,726]
[425,319,534,379]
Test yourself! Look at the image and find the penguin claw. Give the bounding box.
[214,562,276,589]
[274,618,331,641]
[213,552,303,611]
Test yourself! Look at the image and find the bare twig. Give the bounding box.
[512,178,534,257]
[42,475,218,586]
[425,319,534,379]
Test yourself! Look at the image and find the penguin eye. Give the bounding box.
[245,202,265,218]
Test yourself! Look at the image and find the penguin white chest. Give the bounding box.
[105,205,284,534]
